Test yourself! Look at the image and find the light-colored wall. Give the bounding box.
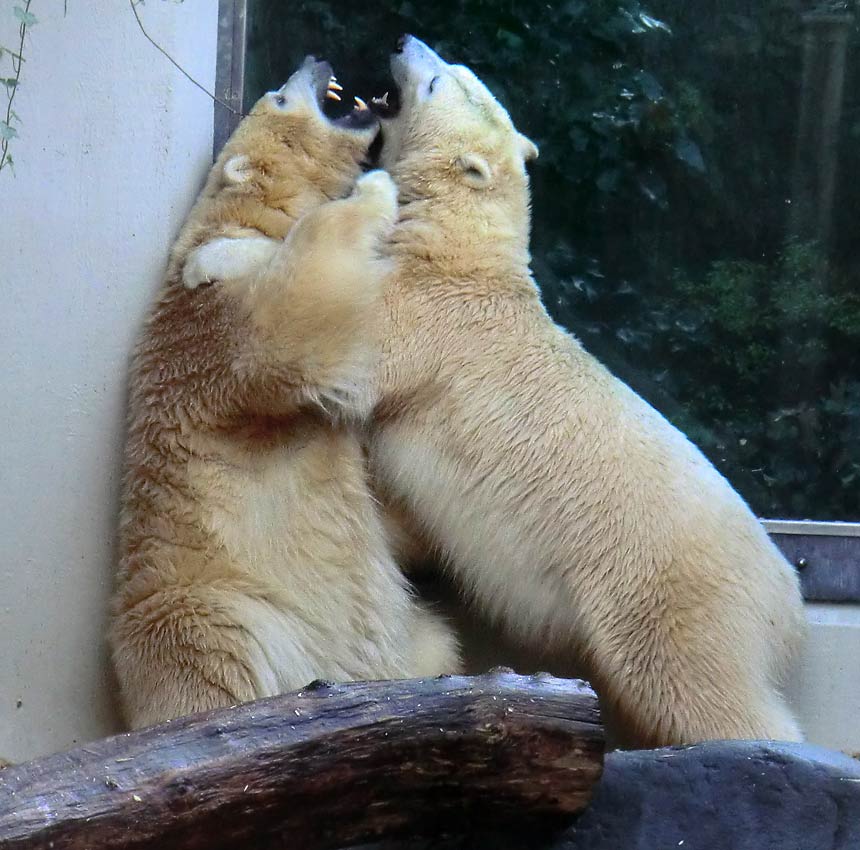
[0,2,218,762]
[788,604,860,756]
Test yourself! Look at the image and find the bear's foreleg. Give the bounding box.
[230,170,397,418]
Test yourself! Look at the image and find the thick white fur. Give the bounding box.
[368,37,806,747]
[182,236,279,290]
[110,63,460,729]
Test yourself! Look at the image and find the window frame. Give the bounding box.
[214,0,247,157]
[214,0,860,603]
[764,521,860,604]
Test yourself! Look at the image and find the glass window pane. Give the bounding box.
[244,0,860,521]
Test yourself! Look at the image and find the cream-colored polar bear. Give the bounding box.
[367,36,806,747]
[109,57,459,729]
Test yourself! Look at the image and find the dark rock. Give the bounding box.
[562,740,860,850]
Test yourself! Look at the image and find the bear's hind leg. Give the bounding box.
[407,604,463,677]
[110,582,265,729]
[583,617,803,747]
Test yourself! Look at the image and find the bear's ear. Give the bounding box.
[223,154,253,185]
[455,153,493,189]
[517,133,539,162]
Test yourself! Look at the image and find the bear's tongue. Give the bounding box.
[332,108,377,131]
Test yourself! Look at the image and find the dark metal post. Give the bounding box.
[213,0,248,158]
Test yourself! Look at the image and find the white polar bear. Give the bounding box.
[109,57,460,729]
[366,36,806,747]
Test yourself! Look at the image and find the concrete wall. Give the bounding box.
[0,2,218,762]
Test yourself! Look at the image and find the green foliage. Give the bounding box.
[648,242,860,518]
[12,6,36,27]
[246,0,860,520]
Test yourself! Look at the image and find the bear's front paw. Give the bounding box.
[354,169,398,227]
[181,251,214,291]
[181,236,280,290]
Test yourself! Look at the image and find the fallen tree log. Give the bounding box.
[0,671,603,850]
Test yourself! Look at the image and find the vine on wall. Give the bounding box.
[0,1,232,177]
[0,1,35,173]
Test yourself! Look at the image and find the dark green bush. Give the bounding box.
[246,0,860,520]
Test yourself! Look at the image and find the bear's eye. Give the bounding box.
[428,75,440,94]
[275,94,287,107]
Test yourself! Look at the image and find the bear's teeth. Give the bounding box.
[353,96,369,111]
[325,90,342,102]
[371,92,390,107]
[328,78,343,92]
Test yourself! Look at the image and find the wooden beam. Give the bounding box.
[0,671,603,849]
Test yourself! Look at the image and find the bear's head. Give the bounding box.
[374,36,538,245]
[217,56,380,217]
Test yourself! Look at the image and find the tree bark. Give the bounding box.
[0,671,603,850]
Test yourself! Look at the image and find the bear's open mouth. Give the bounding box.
[311,61,379,131]
[365,35,410,119]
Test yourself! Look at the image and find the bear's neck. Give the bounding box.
[390,195,533,283]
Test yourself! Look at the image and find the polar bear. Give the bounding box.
[366,36,806,747]
[109,57,459,729]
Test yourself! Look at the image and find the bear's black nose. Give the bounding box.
[395,34,408,53]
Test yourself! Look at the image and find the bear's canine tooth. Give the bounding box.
[353,96,369,111]
[325,90,342,102]
[328,78,344,92]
